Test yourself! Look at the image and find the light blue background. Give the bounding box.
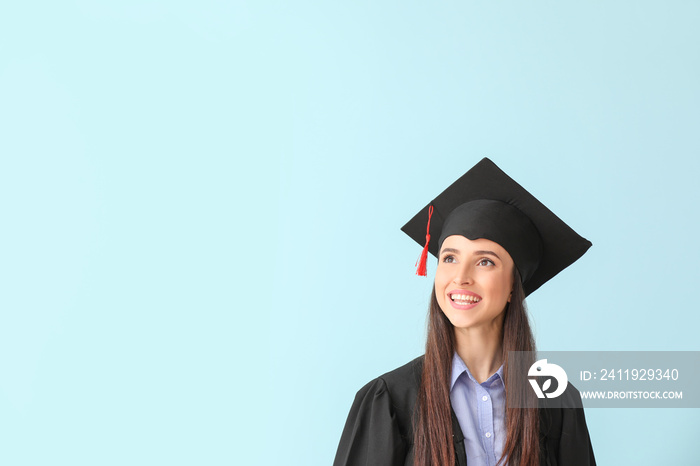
[1,1,699,465]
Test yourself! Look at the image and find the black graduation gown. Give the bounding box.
[333,356,596,466]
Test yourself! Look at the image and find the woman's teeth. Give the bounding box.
[450,294,481,304]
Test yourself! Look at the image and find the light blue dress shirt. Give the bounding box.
[450,353,507,466]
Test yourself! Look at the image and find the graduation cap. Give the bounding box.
[401,158,591,296]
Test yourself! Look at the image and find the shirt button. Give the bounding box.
[485,432,492,438]
[482,395,488,401]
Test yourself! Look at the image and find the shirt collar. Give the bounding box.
[450,352,505,391]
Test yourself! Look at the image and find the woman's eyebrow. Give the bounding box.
[440,248,501,260]
[473,250,501,260]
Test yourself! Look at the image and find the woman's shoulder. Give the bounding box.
[350,355,424,421]
[334,357,424,465]
[378,354,424,390]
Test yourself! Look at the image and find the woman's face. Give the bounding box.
[435,235,515,331]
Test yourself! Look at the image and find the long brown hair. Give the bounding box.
[413,267,539,466]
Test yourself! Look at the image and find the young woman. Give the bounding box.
[333,158,596,466]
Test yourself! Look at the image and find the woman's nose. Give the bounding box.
[453,265,474,285]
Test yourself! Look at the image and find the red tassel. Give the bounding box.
[415,205,434,276]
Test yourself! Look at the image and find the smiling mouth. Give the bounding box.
[449,293,482,305]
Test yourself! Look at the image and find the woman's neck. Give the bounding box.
[454,325,503,384]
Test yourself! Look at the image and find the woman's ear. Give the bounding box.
[508,291,512,303]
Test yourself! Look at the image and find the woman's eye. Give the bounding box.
[478,258,495,266]
[442,255,456,263]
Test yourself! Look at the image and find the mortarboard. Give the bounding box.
[401,157,591,296]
